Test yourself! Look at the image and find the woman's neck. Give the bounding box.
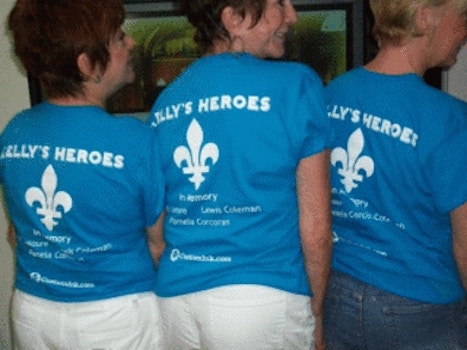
[365,43,429,77]
[47,94,104,108]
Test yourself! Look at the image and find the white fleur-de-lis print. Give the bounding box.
[25,165,73,231]
[331,128,374,193]
[173,119,219,190]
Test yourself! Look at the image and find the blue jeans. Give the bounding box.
[324,270,467,350]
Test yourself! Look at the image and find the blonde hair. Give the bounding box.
[369,0,465,47]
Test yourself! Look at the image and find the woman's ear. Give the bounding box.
[221,6,248,36]
[414,4,438,36]
[77,52,101,83]
[77,53,93,78]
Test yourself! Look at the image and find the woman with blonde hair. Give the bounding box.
[323,0,467,348]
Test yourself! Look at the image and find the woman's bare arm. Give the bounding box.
[296,149,333,350]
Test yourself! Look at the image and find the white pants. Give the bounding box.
[157,284,315,350]
[11,290,163,350]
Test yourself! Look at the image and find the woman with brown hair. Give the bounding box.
[147,0,333,349]
[4,0,165,348]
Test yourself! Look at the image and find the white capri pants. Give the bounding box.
[157,284,315,350]
[11,289,163,350]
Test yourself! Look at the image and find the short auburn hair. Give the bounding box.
[8,0,125,98]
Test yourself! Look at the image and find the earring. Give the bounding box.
[94,75,102,83]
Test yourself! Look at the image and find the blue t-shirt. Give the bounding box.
[0,102,165,302]
[148,53,332,297]
[326,67,467,303]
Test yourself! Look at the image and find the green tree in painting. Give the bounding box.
[107,17,199,113]
[285,10,346,85]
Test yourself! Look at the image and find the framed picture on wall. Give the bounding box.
[109,1,356,115]
[106,11,200,114]
[28,0,371,114]
[284,3,352,86]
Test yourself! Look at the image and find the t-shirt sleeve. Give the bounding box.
[286,67,333,160]
[140,129,166,227]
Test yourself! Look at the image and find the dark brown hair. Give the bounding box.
[8,0,125,98]
[178,0,266,53]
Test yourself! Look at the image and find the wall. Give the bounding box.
[0,0,466,348]
[443,46,467,102]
